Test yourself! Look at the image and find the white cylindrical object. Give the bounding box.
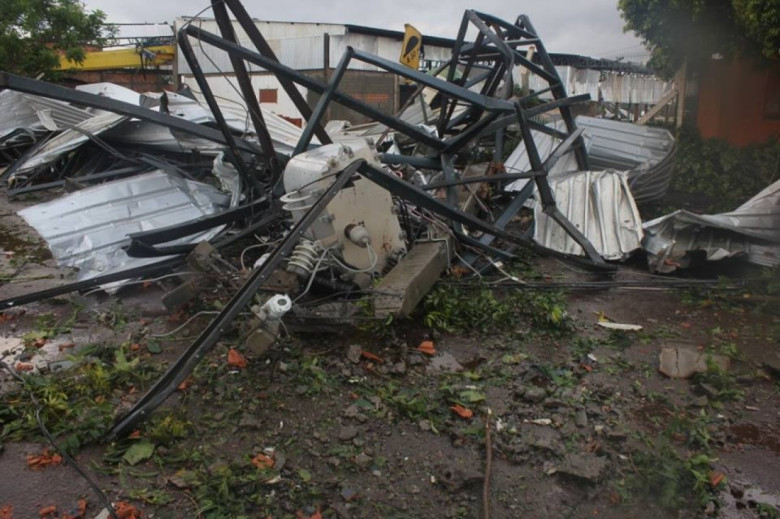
[253,252,272,270]
[346,224,370,247]
[261,294,292,321]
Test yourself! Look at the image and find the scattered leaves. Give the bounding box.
[501,353,528,364]
[145,341,161,354]
[27,449,63,469]
[58,342,75,352]
[228,348,247,369]
[123,441,155,466]
[459,390,486,403]
[38,505,56,517]
[114,501,141,519]
[0,505,13,519]
[61,498,88,519]
[361,351,384,363]
[251,453,275,470]
[450,404,473,419]
[709,471,726,488]
[0,311,23,323]
[298,468,312,482]
[417,340,436,356]
[15,362,33,372]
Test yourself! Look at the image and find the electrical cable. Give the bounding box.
[0,360,120,519]
[149,310,221,338]
[239,238,283,271]
[327,244,378,274]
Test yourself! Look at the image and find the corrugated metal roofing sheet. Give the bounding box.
[643,180,780,271]
[0,90,93,139]
[574,116,676,204]
[18,170,231,281]
[11,112,128,176]
[534,170,644,260]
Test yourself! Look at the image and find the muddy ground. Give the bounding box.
[1,190,779,519]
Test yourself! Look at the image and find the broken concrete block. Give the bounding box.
[557,453,609,483]
[658,346,731,378]
[426,352,463,373]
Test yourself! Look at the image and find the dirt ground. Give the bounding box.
[1,189,779,519]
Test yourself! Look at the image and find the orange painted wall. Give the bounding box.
[696,59,780,146]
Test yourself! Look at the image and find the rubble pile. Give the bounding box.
[0,3,777,439]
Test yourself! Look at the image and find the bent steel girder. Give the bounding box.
[211,1,280,182]
[0,73,262,156]
[110,159,365,438]
[219,0,332,146]
[176,31,259,194]
[173,8,607,272]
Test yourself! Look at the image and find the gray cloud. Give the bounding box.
[84,0,646,59]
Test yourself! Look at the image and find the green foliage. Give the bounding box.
[626,445,717,509]
[670,128,780,213]
[732,0,780,60]
[0,0,112,78]
[694,357,745,402]
[618,0,780,77]
[0,352,159,455]
[146,414,191,446]
[422,283,569,334]
[129,488,173,506]
[190,460,273,518]
[756,502,780,519]
[376,382,439,422]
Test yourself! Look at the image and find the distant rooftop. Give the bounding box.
[165,17,653,75]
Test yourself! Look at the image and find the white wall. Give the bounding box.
[180,73,308,122]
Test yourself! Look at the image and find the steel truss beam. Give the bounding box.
[110,159,365,438]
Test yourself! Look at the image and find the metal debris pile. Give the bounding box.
[0,3,777,436]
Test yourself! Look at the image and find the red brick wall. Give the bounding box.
[58,70,172,93]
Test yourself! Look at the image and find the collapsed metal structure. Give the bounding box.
[0,4,631,436]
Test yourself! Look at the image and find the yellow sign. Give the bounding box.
[400,24,422,70]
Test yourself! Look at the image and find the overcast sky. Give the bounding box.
[81,0,648,61]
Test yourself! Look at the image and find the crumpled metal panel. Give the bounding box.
[0,90,93,139]
[574,116,675,204]
[18,170,231,281]
[75,82,142,106]
[504,128,583,190]
[534,170,644,260]
[260,107,320,155]
[24,95,94,131]
[0,90,47,140]
[212,152,241,207]
[11,112,128,176]
[88,84,309,156]
[642,180,780,272]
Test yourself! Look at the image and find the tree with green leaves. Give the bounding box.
[0,0,112,78]
[618,0,780,77]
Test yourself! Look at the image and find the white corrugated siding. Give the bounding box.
[520,65,670,104]
[176,19,452,74]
